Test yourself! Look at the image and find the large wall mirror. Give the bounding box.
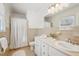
[59,16,75,30]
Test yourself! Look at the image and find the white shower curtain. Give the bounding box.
[10,17,28,49]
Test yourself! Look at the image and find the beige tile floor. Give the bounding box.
[4,46,35,56]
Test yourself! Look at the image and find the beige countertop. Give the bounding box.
[53,40,79,56]
[64,51,79,56]
[44,38,79,56]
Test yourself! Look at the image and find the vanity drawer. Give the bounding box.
[41,43,48,56]
[35,44,41,56]
[48,47,66,56]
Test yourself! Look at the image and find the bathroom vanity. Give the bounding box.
[35,36,79,56]
[35,36,69,56]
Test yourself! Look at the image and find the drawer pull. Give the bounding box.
[43,45,45,47]
[43,52,45,54]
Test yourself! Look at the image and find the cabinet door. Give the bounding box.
[48,47,66,56]
[35,43,41,56]
[35,39,41,56]
[41,42,48,56]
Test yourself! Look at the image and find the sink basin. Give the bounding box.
[56,41,79,52]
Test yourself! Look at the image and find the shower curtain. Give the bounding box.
[10,17,28,49]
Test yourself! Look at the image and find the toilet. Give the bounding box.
[0,37,8,55]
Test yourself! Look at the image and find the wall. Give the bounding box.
[0,4,6,38]
[27,10,44,29]
[33,5,79,44]
[25,4,79,42]
[0,4,11,46]
[52,5,79,28]
[4,4,11,43]
[28,29,40,42]
[51,5,79,42]
[27,10,47,42]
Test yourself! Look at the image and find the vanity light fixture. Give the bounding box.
[48,3,69,14]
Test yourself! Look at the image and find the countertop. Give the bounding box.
[42,37,79,56]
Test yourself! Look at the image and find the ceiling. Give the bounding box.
[9,3,51,14]
[8,3,79,16]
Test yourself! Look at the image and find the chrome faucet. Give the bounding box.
[67,39,79,45]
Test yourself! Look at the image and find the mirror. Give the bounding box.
[59,16,75,30]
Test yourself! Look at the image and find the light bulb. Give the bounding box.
[55,4,60,8]
[48,6,55,14]
[48,8,52,14]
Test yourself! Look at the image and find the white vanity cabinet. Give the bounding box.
[41,42,49,56]
[35,42,41,56]
[35,37,49,56]
[48,46,66,56]
[35,37,67,56]
[35,37,42,56]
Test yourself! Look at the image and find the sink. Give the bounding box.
[56,41,79,52]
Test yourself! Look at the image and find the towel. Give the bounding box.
[0,37,8,52]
